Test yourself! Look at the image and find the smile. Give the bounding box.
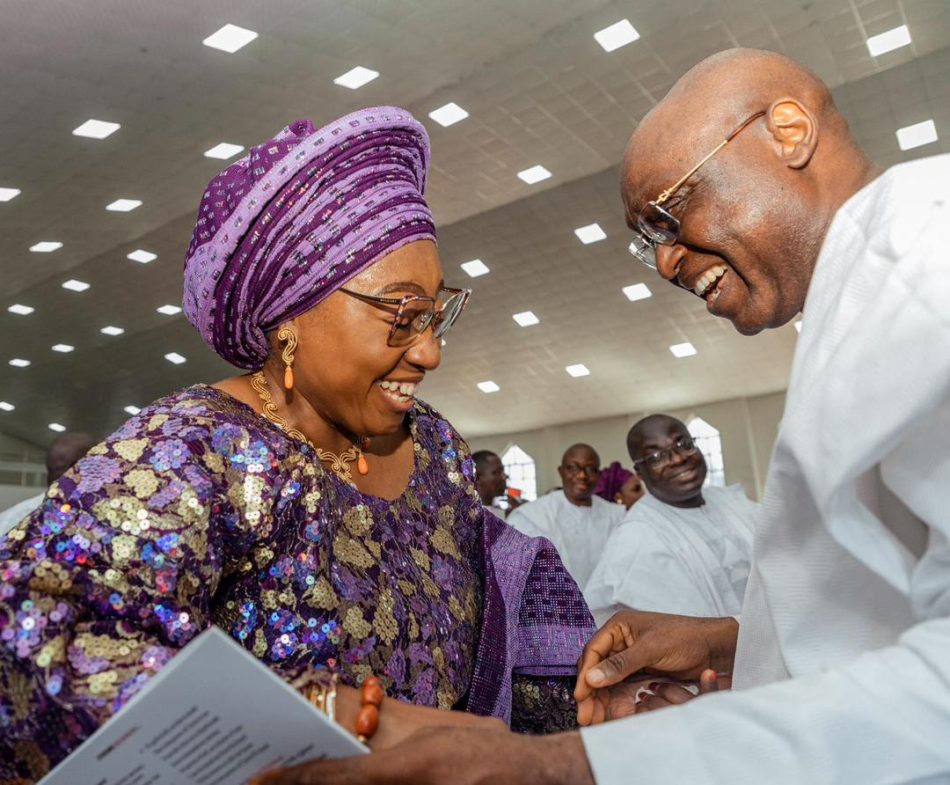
[693,264,728,301]
[377,379,418,405]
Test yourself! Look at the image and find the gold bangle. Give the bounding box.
[303,671,338,723]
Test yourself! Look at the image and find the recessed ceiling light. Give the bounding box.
[622,283,652,302]
[866,24,912,56]
[106,199,142,212]
[124,405,141,415]
[101,325,125,336]
[0,187,21,202]
[896,119,938,151]
[48,423,66,433]
[72,119,121,139]
[670,342,697,358]
[127,249,157,264]
[794,320,803,333]
[8,304,34,315]
[51,344,74,353]
[565,364,591,378]
[157,304,182,316]
[460,259,490,278]
[512,311,540,327]
[574,223,607,244]
[30,241,63,253]
[204,142,245,160]
[594,19,640,52]
[9,358,30,368]
[0,402,14,412]
[203,23,258,53]
[334,66,379,90]
[517,165,552,185]
[429,102,469,127]
[62,279,90,292]
[477,380,500,394]
[165,352,187,365]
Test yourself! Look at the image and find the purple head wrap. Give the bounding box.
[183,107,436,369]
[594,461,634,502]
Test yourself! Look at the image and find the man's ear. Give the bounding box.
[767,97,818,169]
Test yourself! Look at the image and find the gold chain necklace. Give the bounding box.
[250,371,368,484]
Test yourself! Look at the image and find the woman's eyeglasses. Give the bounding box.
[339,286,472,348]
[628,110,766,270]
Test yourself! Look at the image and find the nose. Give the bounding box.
[655,243,688,285]
[667,447,687,467]
[404,330,442,371]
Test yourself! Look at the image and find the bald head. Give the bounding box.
[558,443,600,507]
[622,48,879,336]
[47,432,97,483]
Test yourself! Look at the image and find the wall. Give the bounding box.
[467,390,786,501]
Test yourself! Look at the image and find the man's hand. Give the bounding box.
[574,610,738,726]
[249,726,595,785]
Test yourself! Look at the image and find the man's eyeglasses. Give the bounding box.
[629,110,766,270]
[632,437,698,469]
[340,286,471,348]
[562,463,599,478]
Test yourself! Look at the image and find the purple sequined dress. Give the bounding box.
[0,386,593,780]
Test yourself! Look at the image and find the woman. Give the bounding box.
[594,461,645,509]
[0,108,593,780]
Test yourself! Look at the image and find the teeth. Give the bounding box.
[378,380,417,399]
[694,265,727,296]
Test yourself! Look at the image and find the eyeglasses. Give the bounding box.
[339,285,471,347]
[628,110,766,270]
[562,463,599,478]
[632,436,698,469]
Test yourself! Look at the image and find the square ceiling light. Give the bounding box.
[866,25,912,56]
[460,259,490,278]
[0,402,14,412]
[477,380,500,394]
[51,344,74,353]
[72,119,121,139]
[203,24,258,53]
[156,304,182,316]
[512,311,540,327]
[30,241,62,253]
[48,423,66,432]
[594,19,640,52]
[669,342,697,358]
[622,283,652,302]
[204,142,245,160]
[429,102,469,127]
[127,249,157,264]
[565,364,591,377]
[0,187,21,202]
[8,304,34,315]
[106,199,142,212]
[165,352,187,365]
[101,325,125,336]
[62,279,90,292]
[9,358,30,368]
[574,223,607,244]
[517,165,552,184]
[124,405,141,415]
[896,119,938,151]
[334,66,379,89]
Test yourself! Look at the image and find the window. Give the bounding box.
[501,444,538,502]
[687,416,725,487]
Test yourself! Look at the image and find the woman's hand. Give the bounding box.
[574,610,738,726]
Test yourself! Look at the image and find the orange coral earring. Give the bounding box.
[278,327,297,391]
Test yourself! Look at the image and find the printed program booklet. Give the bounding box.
[39,626,366,785]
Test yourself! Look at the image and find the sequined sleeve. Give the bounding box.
[0,399,280,781]
[510,673,579,733]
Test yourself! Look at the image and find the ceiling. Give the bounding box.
[1,0,948,447]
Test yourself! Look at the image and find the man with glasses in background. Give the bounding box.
[585,415,755,627]
[508,444,625,590]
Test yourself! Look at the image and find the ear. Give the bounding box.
[766,98,818,169]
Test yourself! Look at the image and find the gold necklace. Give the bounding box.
[250,371,369,484]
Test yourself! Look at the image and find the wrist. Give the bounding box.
[536,733,595,785]
[704,616,739,673]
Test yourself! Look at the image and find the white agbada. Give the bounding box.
[507,491,625,589]
[0,492,44,538]
[584,485,755,626]
[582,155,950,784]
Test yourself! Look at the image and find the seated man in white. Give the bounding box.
[507,443,625,589]
[585,415,756,626]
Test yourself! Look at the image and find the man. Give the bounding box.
[507,444,625,589]
[585,415,755,626]
[472,449,514,519]
[250,48,950,785]
[0,432,96,537]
